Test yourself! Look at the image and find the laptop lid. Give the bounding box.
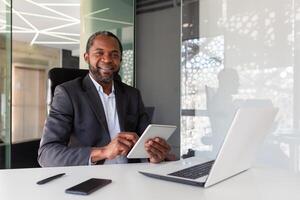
[139,107,278,188]
[204,106,278,187]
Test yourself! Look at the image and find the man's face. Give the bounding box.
[84,35,121,84]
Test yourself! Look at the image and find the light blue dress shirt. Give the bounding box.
[89,74,128,164]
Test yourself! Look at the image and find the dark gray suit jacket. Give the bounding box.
[38,74,150,167]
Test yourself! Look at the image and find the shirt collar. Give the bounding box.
[89,73,115,95]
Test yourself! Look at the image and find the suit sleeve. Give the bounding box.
[38,85,91,167]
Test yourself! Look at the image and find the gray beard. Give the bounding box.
[89,64,114,84]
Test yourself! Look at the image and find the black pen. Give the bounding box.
[36,173,66,185]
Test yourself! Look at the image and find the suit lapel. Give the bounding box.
[114,80,127,131]
[82,75,109,135]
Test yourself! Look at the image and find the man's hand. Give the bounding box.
[105,132,139,159]
[144,137,171,163]
[90,132,138,163]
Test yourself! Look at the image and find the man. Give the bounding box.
[38,31,171,167]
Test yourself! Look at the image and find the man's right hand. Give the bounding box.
[104,132,138,159]
[90,132,138,163]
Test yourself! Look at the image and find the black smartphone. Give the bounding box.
[65,178,112,195]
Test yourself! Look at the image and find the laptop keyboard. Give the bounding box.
[168,160,215,179]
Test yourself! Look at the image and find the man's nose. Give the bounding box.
[101,53,112,63]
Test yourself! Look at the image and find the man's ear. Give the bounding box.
[84,52,89,63]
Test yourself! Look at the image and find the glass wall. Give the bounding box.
[80,0,135,86]
[11,0,76,144]
[181,0,300,172]
[0,0,134,169]
[0,0,12,169]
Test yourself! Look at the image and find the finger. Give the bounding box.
[146,138,170,152]
[112,138,131,153]
[144,139,154,148]
[120,149,128,156]
[154,137,171,151]
[146,143,164,160]
[116,137,135,149]
[145,141,158,156]
[147,150,161,163]
[118,132,139,143]
[150,153,163,163]
[149,140,169,155]
[144,140,152,151]
[145,139,166,153]
[145,142,166,163]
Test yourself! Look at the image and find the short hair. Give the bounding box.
[85,31,123,58]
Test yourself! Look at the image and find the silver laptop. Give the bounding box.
[139,107,278,187]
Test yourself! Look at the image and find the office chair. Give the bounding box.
[144,106,155,122]
[48,68,89,104]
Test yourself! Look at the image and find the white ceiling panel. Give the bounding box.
[8,0,80,51]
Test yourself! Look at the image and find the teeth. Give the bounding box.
[97,67,113,71]
[102,68,113,72]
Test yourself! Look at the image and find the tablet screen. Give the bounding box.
[127,124,176,159]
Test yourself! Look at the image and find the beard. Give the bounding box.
[89,63,115,84]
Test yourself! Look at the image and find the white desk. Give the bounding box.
[0,163,300,200]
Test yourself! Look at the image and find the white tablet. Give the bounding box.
[127,124,177,159]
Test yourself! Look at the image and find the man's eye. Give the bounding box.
[112,53,120,58]
[95,52,103,56]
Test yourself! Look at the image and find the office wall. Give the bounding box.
[136,7,181,157]
[62,50,79,69]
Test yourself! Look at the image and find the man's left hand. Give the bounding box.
[145,137,171,163]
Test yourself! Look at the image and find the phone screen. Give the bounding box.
[65,178,112,195]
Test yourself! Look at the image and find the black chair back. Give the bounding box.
[145,106,155,121]
[48,68,89,103]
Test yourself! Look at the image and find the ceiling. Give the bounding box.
[0,0,178,52]
[0,0,80,51]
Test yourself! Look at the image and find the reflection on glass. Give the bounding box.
[80,0,135,86]
[181,0,300,172]
[204,68,240,157]
[181,36,224,156]
[12,67,47,142]
[10,1,79,144]
[0,0,11,169]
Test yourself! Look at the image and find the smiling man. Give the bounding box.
[38,31,171,167]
